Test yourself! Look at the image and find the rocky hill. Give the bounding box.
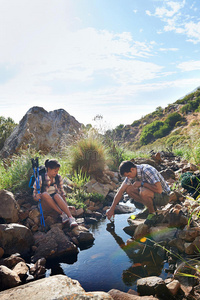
[106,87,200,150]
[0,107,82,158]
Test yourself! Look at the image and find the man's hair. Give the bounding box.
[119,160,136,176]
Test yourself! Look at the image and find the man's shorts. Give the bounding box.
[154,192,169,207]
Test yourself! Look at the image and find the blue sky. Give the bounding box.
[0,0,200,129]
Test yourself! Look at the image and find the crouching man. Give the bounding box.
[106,160,171,226]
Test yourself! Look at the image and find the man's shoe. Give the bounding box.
[144,213,159,226]
[69,217,78,228]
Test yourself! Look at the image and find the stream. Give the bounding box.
[45,202,172,293]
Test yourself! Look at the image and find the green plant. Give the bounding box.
[71,169,90,190]
[70,137,108,177]
[0,116,17,150]
[0,150,37,192]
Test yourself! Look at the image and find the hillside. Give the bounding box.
[106,87,200,151]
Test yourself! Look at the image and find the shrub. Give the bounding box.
[70,137,108,177]
[0,116,17,150]
[165,112,183,128]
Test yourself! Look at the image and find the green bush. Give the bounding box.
[165,112,183,128]
[0,116,17,150]
[70,137,108,177]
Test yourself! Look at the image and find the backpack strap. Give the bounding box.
[40,173,46,193]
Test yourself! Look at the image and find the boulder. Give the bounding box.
[85,180,112,197]
[0,265,21,291]
[109,289,157,299]
[114,204,135,215]
[0,224,34,257]
[0,190,19,223]
[0,107,81,157]
[0,274,112,299]
[137,276,170,297]
[31,227,78,262]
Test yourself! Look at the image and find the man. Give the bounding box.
[106,160,171,226]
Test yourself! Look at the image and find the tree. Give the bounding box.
[0,116,17,150]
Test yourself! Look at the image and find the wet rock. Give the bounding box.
[0,224,34,257]
[0,190,19,223]
[0,274,112,299]
[0,265,21,291]
[137,276,170,297]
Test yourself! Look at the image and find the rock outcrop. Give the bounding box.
[0,107,82,157]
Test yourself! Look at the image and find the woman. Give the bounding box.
[33,159,78,228]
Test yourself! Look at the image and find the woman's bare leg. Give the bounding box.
[40,192,62,214]
[53,194,72,217]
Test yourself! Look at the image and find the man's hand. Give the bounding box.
[106,207,115,220]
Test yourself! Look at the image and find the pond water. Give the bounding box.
[46,203,171,293]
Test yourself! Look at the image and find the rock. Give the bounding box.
[31,227,78,262]
[108,288,157,299]
[29,258,46,279]
[150,226,178,243]
[12,261,29,281]
[0,247,4,259]
[137,276,170,297]
[0,224,34,257]
[0,107,81,157]
[123,225,137,236]
[160,168,175,180]
[0,190,19,223]
[0,254,25,269]
[0,274,112,299]
[0,265,21,291]
[166,279,181,296]
[178,227,200,242]
[134,224,149,240]
[114,204,135,214]
[72,226,95,245]
[85,180,111,197]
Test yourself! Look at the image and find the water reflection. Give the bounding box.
[45,212,169,292]
[106,221,164,286]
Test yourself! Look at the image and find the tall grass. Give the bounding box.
[69,136,108,177]
[0,150,36,192]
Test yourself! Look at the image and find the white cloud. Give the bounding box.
[177,60,200,71]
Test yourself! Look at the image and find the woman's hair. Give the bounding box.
[45,159,60,169]
[119,160,136,176]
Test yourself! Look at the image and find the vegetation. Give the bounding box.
[0,116,17,150]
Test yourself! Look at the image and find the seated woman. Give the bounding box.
[33,158,78,228]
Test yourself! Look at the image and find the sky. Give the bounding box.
[0,0,200,129]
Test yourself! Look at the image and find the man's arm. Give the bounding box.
[106,182,128,220]
[133,181,162,194]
